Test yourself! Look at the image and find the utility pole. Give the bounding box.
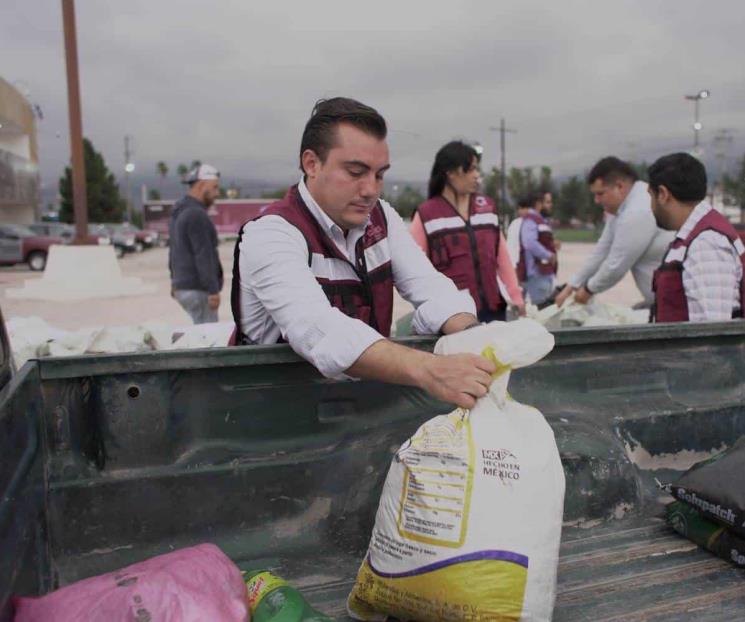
[124,135,134,222]
[489,119,517,212]
[61,0,88,244]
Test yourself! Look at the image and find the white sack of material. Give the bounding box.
[348,319,565,622]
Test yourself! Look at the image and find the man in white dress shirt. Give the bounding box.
[231,97,496,408]
[555,157,673,308]
[647,152,745,323]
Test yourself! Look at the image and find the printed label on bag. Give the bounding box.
[396,410,474,547]
[481,448,521,483]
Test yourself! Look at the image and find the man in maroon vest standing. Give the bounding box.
[648,152,745,322]
[231,98,496,408]
[517,192,558,306]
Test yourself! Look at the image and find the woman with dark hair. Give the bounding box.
[410,141,524,322]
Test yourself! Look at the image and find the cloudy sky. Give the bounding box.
[2,0,745,197]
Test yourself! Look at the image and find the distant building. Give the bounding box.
[0,77,40,224]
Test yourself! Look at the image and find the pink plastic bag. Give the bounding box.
[14,543,249,622]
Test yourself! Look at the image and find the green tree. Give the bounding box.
[506,167,537,205]
[148,189,161,200]
[630,161,650,181]
[556,175,598,225]
[176,163,189,181]
[722,153,745,223]
[156,161,168,194]
[58,138,126,223]
[261,186,289,199]
[390,185,425,219]
[482,166,506,213]
[538,166,554,194]
[190,159,202,170]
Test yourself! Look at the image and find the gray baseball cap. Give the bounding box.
[183,163,220,184]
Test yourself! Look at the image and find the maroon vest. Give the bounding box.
[230,185,394,344]
[417,194,503,313]
[651,208,745,323]
[516,211,557,282]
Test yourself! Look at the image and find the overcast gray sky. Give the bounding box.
[2,0,745,196]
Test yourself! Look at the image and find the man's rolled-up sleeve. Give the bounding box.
[382,203,476,335]
[586,208,658,294]
[239,218,383,377]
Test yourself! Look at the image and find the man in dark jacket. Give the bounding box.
[169,163,223,323]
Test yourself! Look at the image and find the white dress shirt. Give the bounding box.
[569,181,675,303]
[675,201,743,322]
[238,178,475,378]
[505,217,522,268]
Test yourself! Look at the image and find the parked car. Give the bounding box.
[0,224,65,271]
[90,224,136,258]
[104,223,159,252]
[28,222,111,247]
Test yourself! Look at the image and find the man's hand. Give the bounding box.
[347,340,496,410]
[207,293,220,309]
[554,240,562,250]
[555,284,575,308]
[415,352,497,409]
[573,286,592,305]
[515,303,527,317]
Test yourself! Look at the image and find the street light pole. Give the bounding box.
[124,135,134,222]
[61,0,88,244]
[685,89,710,153]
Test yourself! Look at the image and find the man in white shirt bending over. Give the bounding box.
[231,97,496,408]
[555,156,674,308]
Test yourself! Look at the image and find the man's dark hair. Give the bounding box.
[428,141,480,198]
[587,156,639,185]
[299,97,387,173]
[647,153,707,203]
[517,192,536,209]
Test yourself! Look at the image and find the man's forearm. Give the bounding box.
[441,312,479,334]
[346,339,428,388]
[346,337,496,409]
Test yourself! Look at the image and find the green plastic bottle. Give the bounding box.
[245,570,333,622]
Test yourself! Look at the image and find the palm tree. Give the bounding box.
[190,159,202,170]
[176,163,189,182]
[156,161,168,196]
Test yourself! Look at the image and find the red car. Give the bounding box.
[0,224,65,271]
[28,222,112,248]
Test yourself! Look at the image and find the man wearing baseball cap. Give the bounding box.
[168,163,223,323]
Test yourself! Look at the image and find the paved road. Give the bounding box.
[0,242,640,330]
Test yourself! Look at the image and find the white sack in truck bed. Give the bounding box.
[348,319,565,622]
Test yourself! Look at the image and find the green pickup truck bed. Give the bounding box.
[1,321,745,620]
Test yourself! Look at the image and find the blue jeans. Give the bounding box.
[523,274,555,306]
[174,289,219,324]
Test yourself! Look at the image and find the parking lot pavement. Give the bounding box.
[0,242,640,331]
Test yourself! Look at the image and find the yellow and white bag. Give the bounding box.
[347,319,565,622]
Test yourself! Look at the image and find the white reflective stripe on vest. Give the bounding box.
[664,246,687,263]
[734,237,745,256]
[310,253,361,282]
[469,212,499,228]
[364,238,391,272]
[537,224,552,233]
[423,216,464,235]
